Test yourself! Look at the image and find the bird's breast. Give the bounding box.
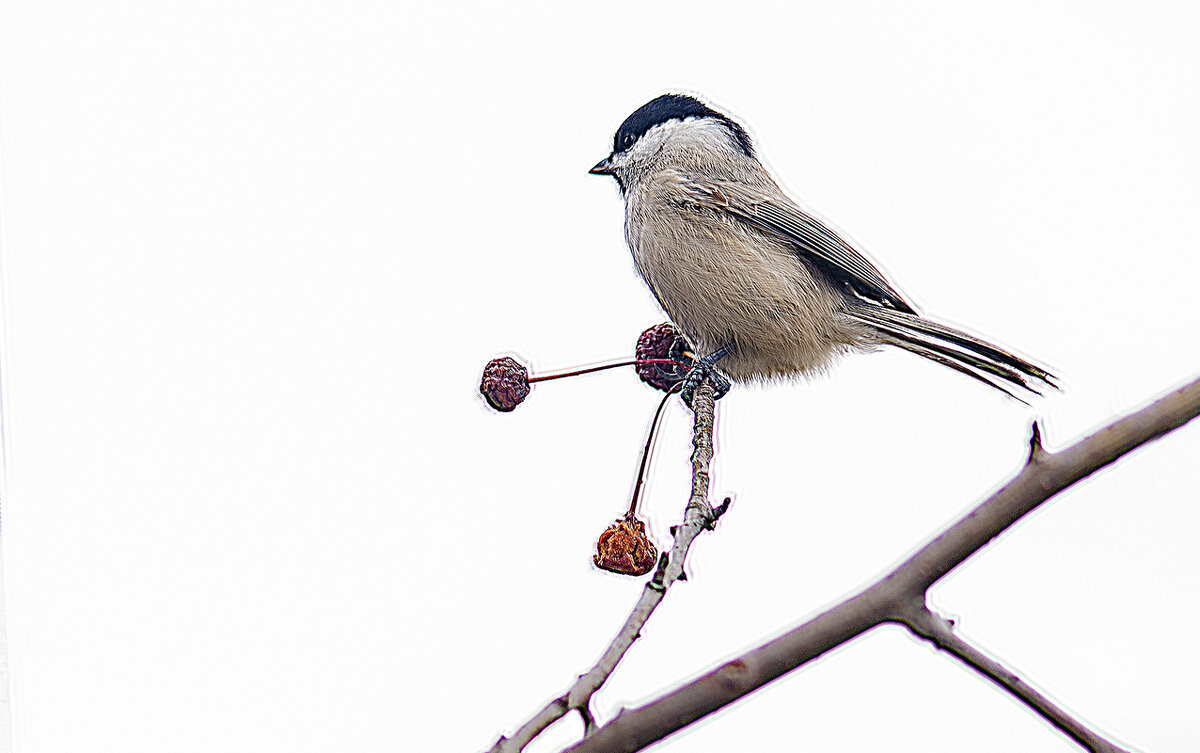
[623,185,865,381]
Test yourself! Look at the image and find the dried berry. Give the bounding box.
[480,357,530,412]
[593,514,658,576]
[635,323,693,392]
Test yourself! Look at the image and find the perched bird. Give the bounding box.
[589,94,1055,403]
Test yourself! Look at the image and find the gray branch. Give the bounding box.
[898,603,1128,753]
[562,374,1200,753]
[484,382,726,753]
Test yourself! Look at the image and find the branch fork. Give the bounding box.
[489,374,1200,753]
[486,381,729,753]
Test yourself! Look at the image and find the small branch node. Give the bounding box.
[883,591,931,628]
[648,552,670,590]
[705,496,732,529]
[578,704,598,737]
[1027,420,1046,463]
[565,682,590,712]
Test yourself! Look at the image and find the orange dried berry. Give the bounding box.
[593,514,658,576]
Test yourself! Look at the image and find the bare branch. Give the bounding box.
[886,374,1200,595]
[485,382,726,753]
[898,603,1130,753]
[564,374,1200,753]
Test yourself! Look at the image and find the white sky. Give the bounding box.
[1,2,1198,752]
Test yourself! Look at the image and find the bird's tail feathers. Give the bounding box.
[848,305,1057,401]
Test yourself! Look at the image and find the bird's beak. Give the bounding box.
[589,156,615,176]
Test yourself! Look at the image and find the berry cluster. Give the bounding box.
[479,323,695,577]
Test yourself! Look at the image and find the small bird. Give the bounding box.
[589,93,1055,403]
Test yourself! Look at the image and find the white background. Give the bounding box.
[1,2,1198,752]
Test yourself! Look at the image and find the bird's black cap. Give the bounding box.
[612,94,754,158]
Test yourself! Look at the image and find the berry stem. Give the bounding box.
[527,359,686,384]
[627,381,684,517]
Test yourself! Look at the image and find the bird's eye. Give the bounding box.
[620,133,634,150]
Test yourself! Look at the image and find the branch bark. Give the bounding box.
[484,382,726,753]
[564,374,1200,753]
[898,604,1128,753]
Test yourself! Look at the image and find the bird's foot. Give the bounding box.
[681,347,733,408]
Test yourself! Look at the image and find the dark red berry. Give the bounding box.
[480,357,530,412]
[635,323,692,392]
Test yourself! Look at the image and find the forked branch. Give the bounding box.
[562,374,1200,753]
[485,382,726,753]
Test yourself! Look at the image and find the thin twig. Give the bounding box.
[627,382,684,516]
[563,374,1200,753]
[898,603,1129,753]
[485,382,727,753]
[527,359,683,384]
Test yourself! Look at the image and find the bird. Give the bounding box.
[588,93,1055,404]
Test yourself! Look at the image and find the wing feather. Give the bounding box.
[684,178,915,313]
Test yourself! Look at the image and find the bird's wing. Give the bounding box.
[683,178,916,314]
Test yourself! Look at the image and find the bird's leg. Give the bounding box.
[681,345,733,407]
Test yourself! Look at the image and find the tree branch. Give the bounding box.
[485,382,727,753]
[898,603,1128,753]
[564,374,1200,753]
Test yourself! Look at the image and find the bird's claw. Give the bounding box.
[680,363,731,408]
